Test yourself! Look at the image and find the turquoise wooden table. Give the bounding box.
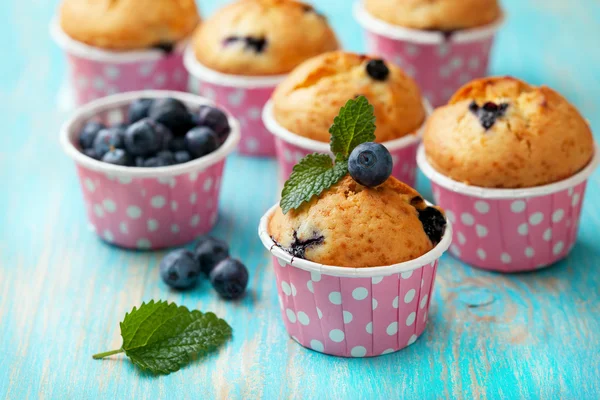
[2,1,600,398]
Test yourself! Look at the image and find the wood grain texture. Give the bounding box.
[1,0,599,398]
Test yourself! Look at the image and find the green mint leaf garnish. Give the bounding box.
[92,300,232,375]
[281,154,348,214]
[329,96,376,160]
[279,96,377,214]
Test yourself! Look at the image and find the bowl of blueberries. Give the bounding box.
[60,90,240,250]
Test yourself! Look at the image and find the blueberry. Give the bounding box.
[128,98,154,124]
[83,148,100,160]
[156,123,174,150]
[112,122,128,130]
[148,98,194,136]
[152,42,175,54]
[135,156,145,167]
[194,236,229,275]
[366,59,389,81]
[142,156,172,167]
[93,127,126,158]
[223,36,267,53]
[159,249,201,290]
[468,101,509,130]
[348,142,393,187]
[209,258,249,300]
[79,121,105,149]
[102,148,131,166]
[156,150,175,166]
[196,106,230,143]
[186,127,219,158]
[124,119,162,157]
[417,207,447,245]
[169,137,187,152]
[174,150,192,164]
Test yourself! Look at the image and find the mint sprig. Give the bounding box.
[281,154,348,213]
[93,300,232,375]
[280,96,376,214]
[329,96,376,160]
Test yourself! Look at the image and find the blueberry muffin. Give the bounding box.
[59,0,200,50]
[423,76,595,188]
[271,52,426,143]
[191,0,339,76]
[364,0,502,31]
[269,175,446,268]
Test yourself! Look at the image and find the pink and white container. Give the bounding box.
[263,100,432,186]
[258,204,452,357]
[60,91,240,250]
[417,145,599,273]
[354,2,504,107]
[184,47,285,157]
[50,20,190,106]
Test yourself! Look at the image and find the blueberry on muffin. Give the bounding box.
[364,0,502,31]
[59,0,200,50]
[423,76,595,188]
[191,0,339,76]
[271,51,426,143]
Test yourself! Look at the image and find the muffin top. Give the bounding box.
[424,77,595,189]
[59,0,200,50]
[272,52,426,143]
[269,175,446,268]
[364,0,502,31]
[192,0,339,76]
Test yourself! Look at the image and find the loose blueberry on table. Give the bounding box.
[159,249,201,290]
[77,98,231,167]
[159,236,249,300]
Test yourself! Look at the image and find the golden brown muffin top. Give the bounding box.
[272,52,426,143]
[269,175,445,268]
[364,0,502,31]
[59,0,200,50]
[424,77,595,188]
[192,0,339,76]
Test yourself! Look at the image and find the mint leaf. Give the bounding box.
[93,300,232,375]
[329,96,376,160]
[281,154,348,214]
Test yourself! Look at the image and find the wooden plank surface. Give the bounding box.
[1,0,599,398]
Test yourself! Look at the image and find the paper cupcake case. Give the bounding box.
[60,91,240,250]
[51,21,189,106]
[264,100,432,187]
[259,205,453,357]
[184,47,285,157]
[417,146,599,272]
[354,2,503,107]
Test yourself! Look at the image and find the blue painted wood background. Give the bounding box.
[1,0,599,398]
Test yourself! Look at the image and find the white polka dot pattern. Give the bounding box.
[271,255,440,357]
[75,132,226,250]
[431,180,588,272]
[66,49,188,105]
[191,75,277,157]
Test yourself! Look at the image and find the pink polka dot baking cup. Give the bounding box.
[263,100,432,186]
[60,91,240,250]
[354,2,504,107]
[50,20,189,106]
[417,145,599,272]
[184,47,285,157]
[258,204,452,357]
